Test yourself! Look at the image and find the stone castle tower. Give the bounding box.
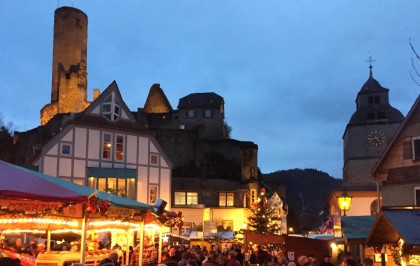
[41,7,91,125]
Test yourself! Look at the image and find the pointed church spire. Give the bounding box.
[366,52,375,79]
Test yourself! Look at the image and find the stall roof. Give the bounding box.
[341,215,375,243]
[0,160,152,211]
[367,208,420,246]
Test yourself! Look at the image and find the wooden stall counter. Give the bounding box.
[36,250,109,266]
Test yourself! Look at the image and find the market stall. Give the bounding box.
[0,160,154,266]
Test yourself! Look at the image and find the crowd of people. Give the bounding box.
[0,236,377,266]
[120,242,376,266]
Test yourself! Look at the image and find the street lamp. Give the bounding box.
[337,191,352,216]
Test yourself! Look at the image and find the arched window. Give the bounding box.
[370,199,379,215]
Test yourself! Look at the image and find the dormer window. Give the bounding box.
[102,94,120,121]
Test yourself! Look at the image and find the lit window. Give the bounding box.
[88,176,135,199]
[115,135,124,161]
[187,192,198,205]
[219,192,234,207]
[175,192,186,205]
[102,133,112,159]
[203,109,213,118]
[61,143,72,155]
[174,192,198,205]
[102,94,120,121]
[187,109,195,118]
[251,189,257,204]
[179,124,185,130]
[149,185,158,204]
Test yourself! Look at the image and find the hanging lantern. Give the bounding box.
[337,191,352,216]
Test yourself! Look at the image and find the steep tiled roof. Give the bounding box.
[178,92,224,109]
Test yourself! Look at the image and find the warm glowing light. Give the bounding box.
[3,229,46,234]
[337,191,352,216]
[52,229,82,234]
[145,223,161,230]
[330,242,337,249]
[0,217,78,226]
[88,220,140,228]
[95,228,127,233]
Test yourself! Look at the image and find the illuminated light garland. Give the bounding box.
[3,229,46,234]
[88,220,141,228]
[51,229,82,234]
[0,217,79,226]
[94,228,127,233]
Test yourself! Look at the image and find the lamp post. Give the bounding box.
[337,191,352,216]
[337,190,352,255]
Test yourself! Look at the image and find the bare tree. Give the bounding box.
[409,38,420,86]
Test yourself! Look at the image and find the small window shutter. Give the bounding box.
[415,140,420,160]
[403,140,413,160]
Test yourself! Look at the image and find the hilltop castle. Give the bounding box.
[14,6,260,187]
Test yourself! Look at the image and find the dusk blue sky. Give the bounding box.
[1,1,419,178]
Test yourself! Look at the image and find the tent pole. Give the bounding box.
[47,228,51,252]
[80,211,88,264]
[138,220,145,265]
[158,227,163,264]
[125,229,130,266]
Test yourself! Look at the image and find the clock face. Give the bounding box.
[367,130,386,147]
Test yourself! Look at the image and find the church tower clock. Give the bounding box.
[343,64,404,189]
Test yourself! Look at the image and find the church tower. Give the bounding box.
[343,65,404,189]
[40,7,91,125]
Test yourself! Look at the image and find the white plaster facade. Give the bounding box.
[35,81,172,206]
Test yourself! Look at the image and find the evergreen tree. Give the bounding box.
[247,188,279,233]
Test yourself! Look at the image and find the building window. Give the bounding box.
[61,143,72,155]
[412,138,420,160]
[115,135,124,161]
[250,167,256,179]
[415,187,420,206]
[377,112,387,119]
[149,184,158,204]
[174,192,198,205]
[219,192,234,207]
[102,94,120,121]
[368,95,380,105]
[88,176,136,199]
[150,154,159,165]
[102,133,112,159]
[203,109,213,118]
[250,189,257,204]
[187,109,196,118]
[367,113,375,120]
